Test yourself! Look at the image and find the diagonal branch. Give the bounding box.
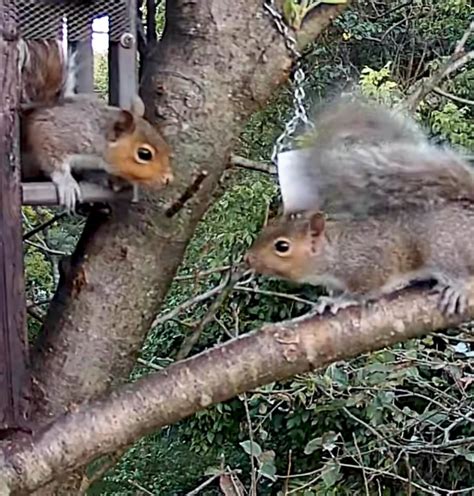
[2,280,473,494]
[405,21,474,111]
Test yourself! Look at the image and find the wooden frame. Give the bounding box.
[0,0,30,435]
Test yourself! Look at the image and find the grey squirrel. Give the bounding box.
[21,94,173,212]
[244,97,474,316]
[19,40,173,211]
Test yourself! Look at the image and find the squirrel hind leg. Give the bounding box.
[431,279,469,316]
[51,163,82,213]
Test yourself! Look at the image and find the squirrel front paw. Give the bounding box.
[432,282,469,315]
[51,169,82,213]
[313,295,361,315]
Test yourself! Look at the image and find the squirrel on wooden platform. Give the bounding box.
[19,40,173,211]
[244,97,474,316]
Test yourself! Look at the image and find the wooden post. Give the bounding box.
[0,0,31,435]
[108,0,137,109]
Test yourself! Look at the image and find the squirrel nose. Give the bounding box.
[243,251,254,267]
[162,171,174,185]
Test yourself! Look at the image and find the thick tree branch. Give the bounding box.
[2,281,474,494]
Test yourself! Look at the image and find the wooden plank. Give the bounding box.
[0,0,31,435]
[21,181,134,205]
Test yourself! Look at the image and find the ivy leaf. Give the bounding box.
[240,440,262,458]
[259,460,277,481]
[283,0,300,28]
[321,461,341,488]
[304,436,322,454]
[464,453,474,463]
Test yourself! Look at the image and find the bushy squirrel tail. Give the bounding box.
[19,39,78,106]
[288,98,474,218]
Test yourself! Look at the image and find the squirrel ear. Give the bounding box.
[308,211,326,236]
[110,110,136,140]
[130,95,145,117]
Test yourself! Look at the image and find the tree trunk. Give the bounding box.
[31,0,348,422]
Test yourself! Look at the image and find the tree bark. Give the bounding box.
[1,281,471,495]
[30,0,349,422]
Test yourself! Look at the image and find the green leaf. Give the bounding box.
[304,437,322,455]
[204,466,223,476]
[259,460,277,481]
[239,440,262,458]
[464,453,474,463]
[321,461,341,488]
[321,431,340,452]
[283,0,299,26]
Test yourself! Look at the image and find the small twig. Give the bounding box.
[136,357,165,371]
[234,285,314,306]
[23,212,66,241]
[185,473,221,496]
[405,21,474,111]
[342,407,388,444]
[165,171,208,218]
[27,306,44,323]
[231,154,277,175]
[337,462,437,495]
[152,283,226,327]
[433,87,474,106]
[242,393,258,496]
[404,452,413,496]
[381,14,418,42]
[369,1,413,21]
[175,267,246,360]
[213,316,236,340]
[352,432,370,496]
[127,479,154,495]
[283,450,292,496]
[174,265,231,281]
[24,239,66,256]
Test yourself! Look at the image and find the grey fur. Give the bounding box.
[285,98,474,218]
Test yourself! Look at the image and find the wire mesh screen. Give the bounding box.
[17,0,132,41]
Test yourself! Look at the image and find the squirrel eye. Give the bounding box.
[274,239,291,255]
[136,146,154,163]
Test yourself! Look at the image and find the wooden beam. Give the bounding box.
[21,182,134,206]
[0,0,31,435]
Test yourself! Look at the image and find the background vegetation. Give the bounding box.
[23,1,473,494]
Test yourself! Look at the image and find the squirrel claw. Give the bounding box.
[432,283,469,315]
[313,295,361,315]
[51,169,82,213]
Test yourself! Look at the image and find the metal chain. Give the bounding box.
[263,0,314,163]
